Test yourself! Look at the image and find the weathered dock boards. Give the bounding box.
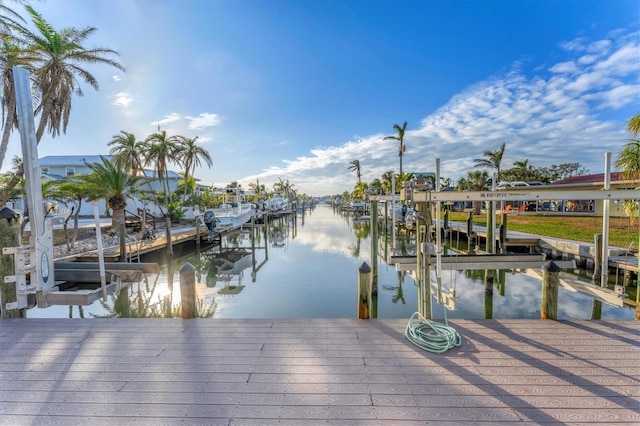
[0,318,637,425]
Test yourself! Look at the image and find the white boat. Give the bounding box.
[265,196,288,213]
[205,203,255,232]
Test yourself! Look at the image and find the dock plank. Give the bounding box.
[0,318,637,425]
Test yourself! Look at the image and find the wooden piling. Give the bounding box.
[541,261,560,320]
[180,262,197,319]
[466,211,473,252]
[593,233,602,281]
[357,262,371,319]
[499,212,507,254]
[0,219,25,318]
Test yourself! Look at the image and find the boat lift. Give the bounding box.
[2,66,157,310]
[370,158,640,310]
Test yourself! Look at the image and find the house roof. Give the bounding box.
[550,172,627,186]
[39,155,113,166]
[39,156,181,180]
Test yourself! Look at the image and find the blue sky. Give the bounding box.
[5,0,640,195]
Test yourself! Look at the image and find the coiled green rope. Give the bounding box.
[405,311,462,353]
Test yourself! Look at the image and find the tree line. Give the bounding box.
[342,115,640,202]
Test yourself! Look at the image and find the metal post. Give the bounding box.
[601,152,611,288]
[13,66,55,306]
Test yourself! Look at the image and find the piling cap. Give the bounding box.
[542,261,562,273]
[180,262,196,273]
[359,262,371,273]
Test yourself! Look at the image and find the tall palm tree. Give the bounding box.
[348,159,361,183]
[627,113,640,136]
[108,131,145,176]
[383,121,408,175]
[616,113,640,181]
[474,142,506,185]
[0,6,124,208]
[177,136,212,199]
[17,5,125,143]
[142,129,182,202]
[0,0,32,171]
[615,113,640,222]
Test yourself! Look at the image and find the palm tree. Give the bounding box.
[79,156,142,230]
[381,170,394,195]
[627,114,640,136]
[177,136,212,199]
[616,113,640,181]
[48,178,93,250]
[348,159,361,183]
[351,181,368,201]
[108,131,145,175]
[460,170,490,214]
[0,6,124,207]
[383,121,408,175]
[17,5,125,143]
[0,33,31,171]
[0,2,27,35]
[369,178,382,195]
[248,179,266,203]
[141,129,182,202]
[474,142,506,185]
[615,113,640,221]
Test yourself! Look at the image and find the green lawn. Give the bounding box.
[447,211,640,250]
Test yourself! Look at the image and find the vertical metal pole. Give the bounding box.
[601,152,611,288]
[391,174,396,254]
[13,66,55,306]
[93,202,107,300]
[435,158,443,304]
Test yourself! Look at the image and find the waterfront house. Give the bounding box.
[8,155,184,217]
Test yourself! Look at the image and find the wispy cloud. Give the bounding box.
[113,92,133,108]
[151,113,182,127]
[240,29,639,195]
[186,113,221,129]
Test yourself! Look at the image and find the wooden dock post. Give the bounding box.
[357,262,371,319]
[593,233,602,281]
[466,211,473,252]
[541,261,560,320]
[179,262,197,319]
[0,218,25,318]
[499,212,507,253]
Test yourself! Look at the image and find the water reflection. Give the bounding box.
[26,204,636,320]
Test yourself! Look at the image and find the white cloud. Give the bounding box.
[186,113,221,129]
[235,30,639,195]
[112,75,121,82]
[113,92,132,108]
[151,113,182,127]
[550,61,578,73]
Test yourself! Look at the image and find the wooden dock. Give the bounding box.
[0,318,637,425]
[71,225,211,262]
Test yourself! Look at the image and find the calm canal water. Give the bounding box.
[29,204,635,319]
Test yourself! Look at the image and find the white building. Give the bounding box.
[9,155,184,218]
